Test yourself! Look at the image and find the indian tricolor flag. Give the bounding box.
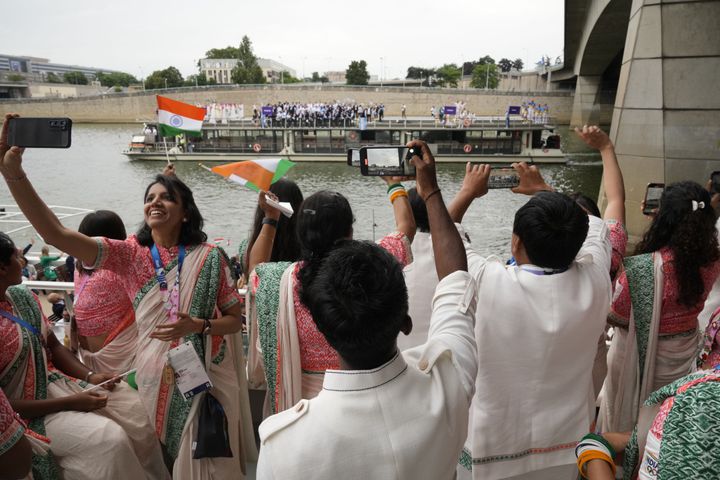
[157,95,205,137]
[209,158,295,192]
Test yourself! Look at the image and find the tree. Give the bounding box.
[45,72,63,83]
[346,60,369,85]
[204,46,241,59]
[95,71,138,87]
[461,62,477,76]
[477,55,496,66]
[435,64,461,88]
[498,58,513,73]
[145,66,184,89]
[470,64,499,89]
[184,72,216,87]
[512,58,524,71]
[63,71,88,85]
[279,71,301,83]
[311,71,321,82]
[230,36,266,84]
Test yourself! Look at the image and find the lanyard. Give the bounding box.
[0,308,41,337]
[150,244,186,323]
[517,264,567,276]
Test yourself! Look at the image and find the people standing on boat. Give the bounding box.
[598,181,720,434]
[72,210,139,374]
[452,162,613,479]
[0,231,169,480]
[247,178,415,416]
[256,140,477,480]
[0,114,257,479]
[401,104,407,120]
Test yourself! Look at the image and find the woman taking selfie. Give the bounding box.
[0,114,256,479]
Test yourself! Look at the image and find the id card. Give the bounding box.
[167,341,212,400]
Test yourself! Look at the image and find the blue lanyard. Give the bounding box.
[150,244,186,291]
[0,308,41,337]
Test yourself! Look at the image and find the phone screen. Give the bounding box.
[488,169,520,189]
[644,184,664,213]
[711,171,720,194]
[360,147,416,176]
[347,149,360,167]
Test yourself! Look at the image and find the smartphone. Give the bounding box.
[643,183,665,215]
[7,117,72,148]
[359,146,417,177]
[488,168,520,189]
[711,171,720,194]
[347,148,360,167]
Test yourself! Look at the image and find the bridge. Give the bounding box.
[558,0,720,239]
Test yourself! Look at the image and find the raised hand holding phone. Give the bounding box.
[406,140,437,200]
[510,162,554,195]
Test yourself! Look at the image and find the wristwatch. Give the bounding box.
[202,319,212,336]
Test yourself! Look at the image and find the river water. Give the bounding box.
[1,124,603,258]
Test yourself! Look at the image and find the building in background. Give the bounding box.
[200,57,296,84]
[0,53,121,82]
[324,71,346,84]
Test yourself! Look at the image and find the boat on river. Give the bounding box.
[123,118,565,164]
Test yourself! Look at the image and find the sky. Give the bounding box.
[3,0,564,80]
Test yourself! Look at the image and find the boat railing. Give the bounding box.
[1,204,94,234]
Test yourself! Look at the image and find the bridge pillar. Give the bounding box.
[570,75,603,127]
[610,0,720,240]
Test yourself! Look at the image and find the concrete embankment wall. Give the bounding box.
[0,84,574,124]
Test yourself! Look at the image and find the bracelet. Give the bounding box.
[202,318,212,335]
[84,371,94,383]
[3,172,27,182]
[423,188,442,202]
[386,183,403,194]
[389,187,408,204]
[262,217,279,228]
[577,450,615,479]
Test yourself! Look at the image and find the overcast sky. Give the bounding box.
[4,0,563,80]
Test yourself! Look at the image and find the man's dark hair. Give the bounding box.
[137,175,207,247]
[408,187,430,233]
[299,240,408,369]
[513,192,589,270]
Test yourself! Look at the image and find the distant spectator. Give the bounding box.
[39,245,61,281]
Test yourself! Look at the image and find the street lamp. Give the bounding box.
[380,57,384,88]
[164,78,168,89]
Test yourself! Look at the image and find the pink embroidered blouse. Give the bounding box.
[0,388,24,455]
[611,248,720,335]
[74,270,134,337]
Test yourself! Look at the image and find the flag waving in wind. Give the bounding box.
[157,95,205,137]
[209,158,295,192]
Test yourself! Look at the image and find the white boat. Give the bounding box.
[123,118,565,164]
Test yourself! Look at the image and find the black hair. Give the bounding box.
[513,191,589,270]
[296,191,354,291]
[408,187,430,233]
[136,175,207,247]
[300,240,408,369]
[0,232,15,266]
[78,210,127,274]
[635,181,719,307]
[245,179,304,273]
[569,192,601,218]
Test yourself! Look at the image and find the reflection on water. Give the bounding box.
[2,124,602,258]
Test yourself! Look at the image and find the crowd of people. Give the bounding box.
[521,99,551,124]
[248,101,386,127]
[1,111,720,480]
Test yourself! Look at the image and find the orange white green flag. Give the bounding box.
[208,158,295,192]
[156,95,205,137]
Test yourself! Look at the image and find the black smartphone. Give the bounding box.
[711,171,720,194]
[347,148,360,167]
[488,168,520,189]
[643,183,665,215]
[7,117,72,148]
[359,146,417,177]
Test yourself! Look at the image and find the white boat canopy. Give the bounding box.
[0,204,94,234]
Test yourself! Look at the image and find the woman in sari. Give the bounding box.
[599,181,720,432]
[72,210,137,373]
[0,115,257,479]
[0,387,32,480]
[0,232,168,480]
[247,182,415,416]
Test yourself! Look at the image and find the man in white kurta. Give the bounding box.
[257,140,477,480]
[459,212,612,479]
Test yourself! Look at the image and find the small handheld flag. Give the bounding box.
[204,158,295,192]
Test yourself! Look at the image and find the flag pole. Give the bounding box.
[162,137,171,165]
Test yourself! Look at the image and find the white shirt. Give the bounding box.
[257,271,478,480]
[461,215,612,479]
[400,231,439,351]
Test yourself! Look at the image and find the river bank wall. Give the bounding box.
[0,84,575,124]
